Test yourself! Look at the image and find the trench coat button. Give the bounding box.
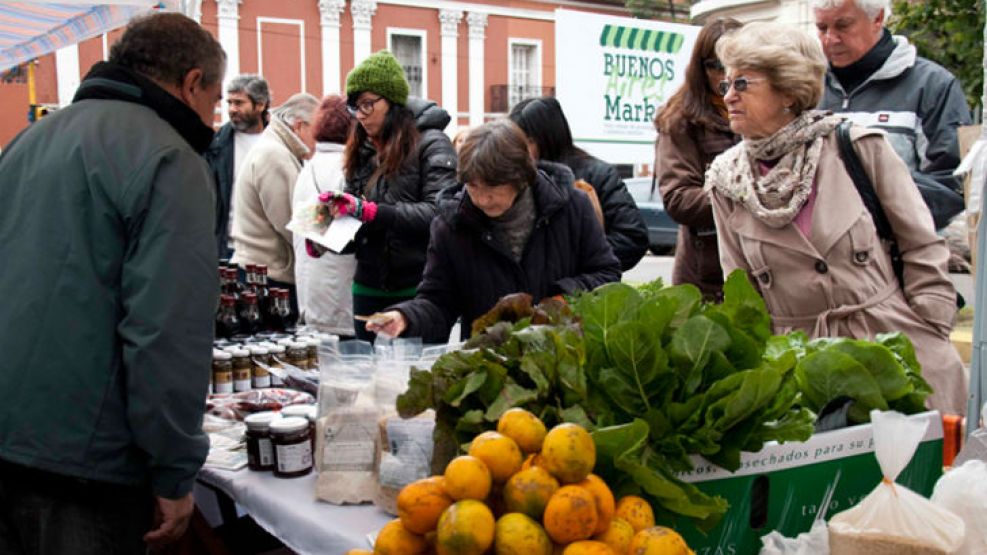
[814,260,828,274]
[758,272,770,284]
[854,251,868,263]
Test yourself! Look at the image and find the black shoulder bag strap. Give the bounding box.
[834,120,906,288]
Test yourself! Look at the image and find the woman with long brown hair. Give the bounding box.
[654,18,742,300]
[323,50,457,341]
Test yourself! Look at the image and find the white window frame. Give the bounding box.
[257,17,307,94]
[507,38,542,107]
[386,28,428,99]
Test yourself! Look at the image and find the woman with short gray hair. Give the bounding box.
[705,22,966,415]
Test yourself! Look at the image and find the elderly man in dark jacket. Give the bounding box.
[366,120,621,343]
[0,13,223,554]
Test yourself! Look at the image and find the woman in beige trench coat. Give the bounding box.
[705,22,966,416]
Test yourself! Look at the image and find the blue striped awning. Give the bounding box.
[0,1,160,73]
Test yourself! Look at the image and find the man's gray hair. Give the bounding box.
[811,0,890,19]
[272,93,319,126]
[227,74,271,108]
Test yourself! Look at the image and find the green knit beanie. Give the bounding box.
[345,50,410,106]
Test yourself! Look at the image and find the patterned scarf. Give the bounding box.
[705,110,842,228]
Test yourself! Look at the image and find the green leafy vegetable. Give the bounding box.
[397,269,934,528]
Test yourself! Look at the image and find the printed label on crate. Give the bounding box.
[677,411,942,482]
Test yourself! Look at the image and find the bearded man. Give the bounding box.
[205,74,271,257]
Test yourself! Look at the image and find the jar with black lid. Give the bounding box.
[270,417,313,478]
[244,411,280,471]
[212,351,233,394]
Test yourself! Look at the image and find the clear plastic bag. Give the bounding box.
[314,339,378,504]
[828,410,965,555]
[372,337,433,513]
[931,460,987,555]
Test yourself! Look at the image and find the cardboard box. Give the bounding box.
[673,411,943,555]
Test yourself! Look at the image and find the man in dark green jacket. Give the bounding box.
[0,13,224,554]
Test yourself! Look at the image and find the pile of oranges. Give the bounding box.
[347,408,694,555]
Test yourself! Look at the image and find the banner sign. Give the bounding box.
[555,9,700,164]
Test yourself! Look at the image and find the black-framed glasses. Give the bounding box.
[717,77,766,96]
[702,58,724,72]
[347,95,384,116]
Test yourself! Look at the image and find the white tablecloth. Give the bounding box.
[198,467,391,555]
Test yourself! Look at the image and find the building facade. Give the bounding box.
[0,0,661,147]
[690,0,816,32]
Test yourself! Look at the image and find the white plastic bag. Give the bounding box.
[828,410,965,555]
[931,460,987,555]
[760,519,830,555]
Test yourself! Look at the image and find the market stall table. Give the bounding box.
[197,466,391,554]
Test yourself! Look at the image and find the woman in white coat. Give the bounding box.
[292,95,358,337]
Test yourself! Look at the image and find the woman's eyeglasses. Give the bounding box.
[717,77,766,96]
[702,59,724,72]
[348,96,384,116]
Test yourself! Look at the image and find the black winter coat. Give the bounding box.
[559,152,649,271]
[394,162,622,343]
[346,97,457,291]
[204,122,236,257]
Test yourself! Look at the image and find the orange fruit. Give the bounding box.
[576,474,615,535]
[503,465,560,519]
[627,526,694,555]
[443,455,492,501]
[497,407,548,454]
[494,512,553,555]
[345,550,373,555]
[593,517,635,554]
[435,499,496,555]
[543,485,599,544]
[540,423,596,484]
[563,540,617,555]
[521,453,546,471]
[373,518,428,555]
[615,496,655,533]
[397,476,453,535]
[468,431,523,483]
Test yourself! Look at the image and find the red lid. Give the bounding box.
[220,294,236,305]
[242,291,258,303]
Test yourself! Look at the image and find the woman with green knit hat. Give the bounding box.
[318,49,457,342]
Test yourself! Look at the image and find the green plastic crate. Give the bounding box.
[673,411,943,555]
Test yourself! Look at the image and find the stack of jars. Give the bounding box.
[243,404,318,478]
[215,262,297,340]
[211,332,330,395]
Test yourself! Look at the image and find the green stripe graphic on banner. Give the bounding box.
[598,25,684,54]
[638,29,651,50]
[625,28,638,49]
